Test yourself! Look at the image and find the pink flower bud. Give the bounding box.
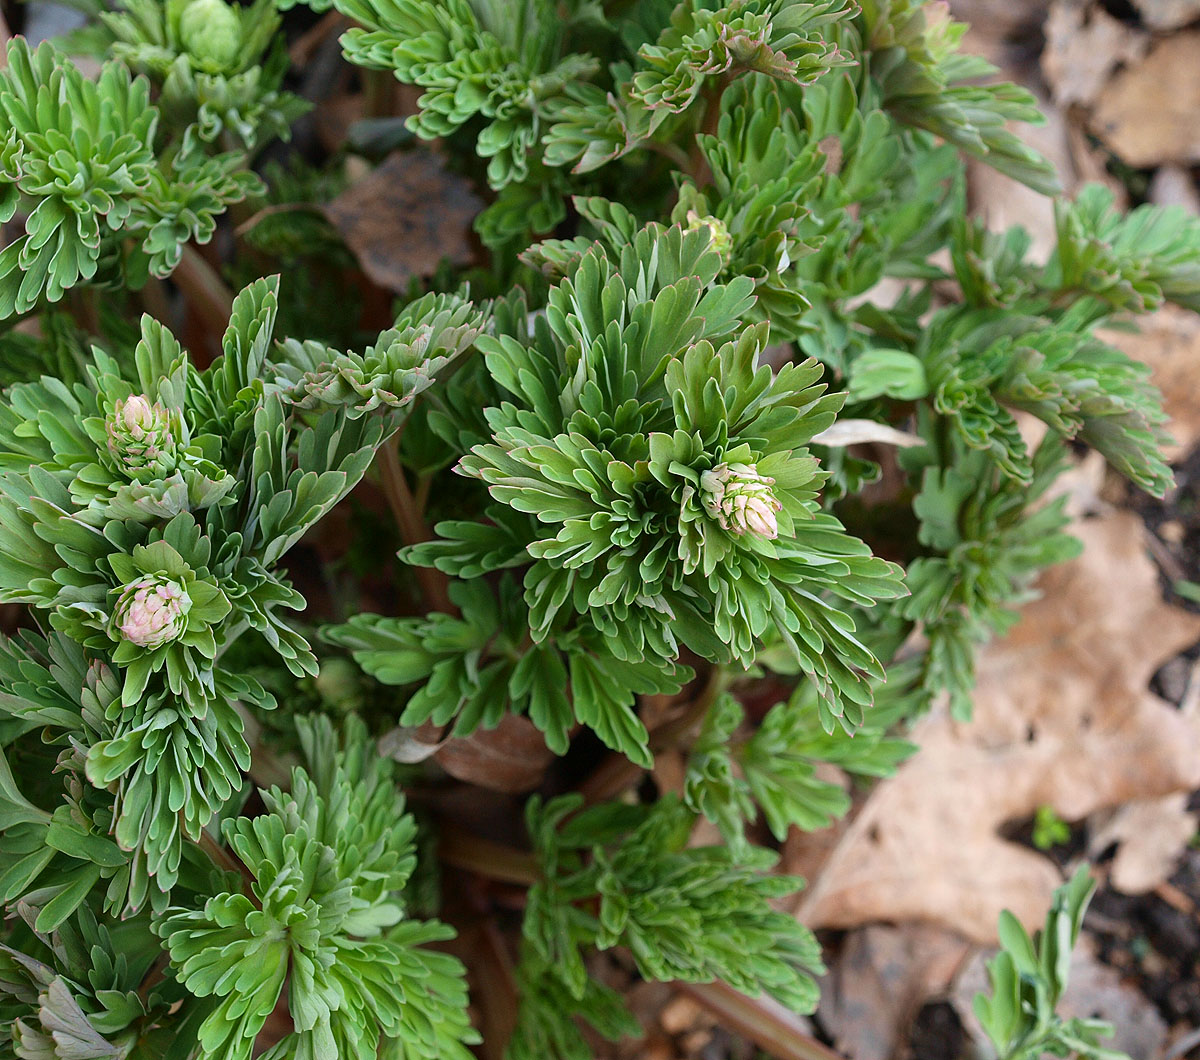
[114,576,192,649]
[106,395,177,474]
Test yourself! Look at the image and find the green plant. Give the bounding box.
[974,867,1130,1060]
[1031,805,1071,852]
[0,1,1189,1057]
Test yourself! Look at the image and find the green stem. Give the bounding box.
[686,74,731,188]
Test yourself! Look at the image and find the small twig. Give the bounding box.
[1155,879,1197,917]
[363,68,398,119]
[1144,529,1186,583]
[234,202,326,240]
[135,950,173,1005]
[474,919,521,1060]
[414,471,433,519]
[288,9,348,66]
[377,436,457,614]
[1165,1025,1200,1060]
[138,273,174,327]
[439,830,540,887]
[174,243,235,337]
[675,980,849,1060]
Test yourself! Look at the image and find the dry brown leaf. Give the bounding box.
[1066,122,1130,203]
[1132,0,1200,30]
[1042,1,1149,108]
[947,0,1050,40]
[1150,165,1200,213]
[434,714,556,792]
[323,150,483,292]
[1090,794,1199,894]
[816,924,971,1060]
[796,511,1200,942]
[952,936,1169,1059]
[1091,33,1200,168]
[1048,449,1110,520]
[1100,305,1200,460]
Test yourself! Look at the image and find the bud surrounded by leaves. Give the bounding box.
[699,462,782,538]
[113,574,192,648]
[107,540,230,666]
[684,210,734,264]
[106,394,179,478]
[178,0,241,71]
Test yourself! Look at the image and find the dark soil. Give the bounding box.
[1089,848,1200,1032]
[903,1002,967,1060]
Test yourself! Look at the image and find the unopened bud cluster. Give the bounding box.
[179,0,241,69]
[114,575,192,649]
[699,462,782,539]
[106,395,178,476]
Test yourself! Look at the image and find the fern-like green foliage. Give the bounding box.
[396,223,908,734]
[327,575,688,765]
[686,667,919,849]
[1048,184,1200,315]
[974,867,1130,1060]
[509,794,825,1059]
[0,2,1194,1058]
[100,0,308,154]
[0,275,472,912]
[0,38,259,318]
[0,903,188,1059]
[155,715,476,1060]
[852,0,1059,194]
[331,0,1056,247]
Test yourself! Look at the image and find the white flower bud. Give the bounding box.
[699,462,782,539]
[114,576,192,649]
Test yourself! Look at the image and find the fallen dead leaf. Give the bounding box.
[817,924,971,1060]
[323,150,483,293]
[434,714,556,793]
[952,935,1169,1059]
[1090,793,1199,894]
[1065,122,1130,204]
[948,0,1049,40]
[1091,33,1200,168]
[1100,305,1200,461]
[1149,165,1200,213]
[1132,0,1200,30]
[1047,449,1110,520]
[795,511,1200,942]
[1042,1,1149,108]
[811,419,922,448]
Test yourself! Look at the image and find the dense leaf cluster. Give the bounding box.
[0,0,1181,1057]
